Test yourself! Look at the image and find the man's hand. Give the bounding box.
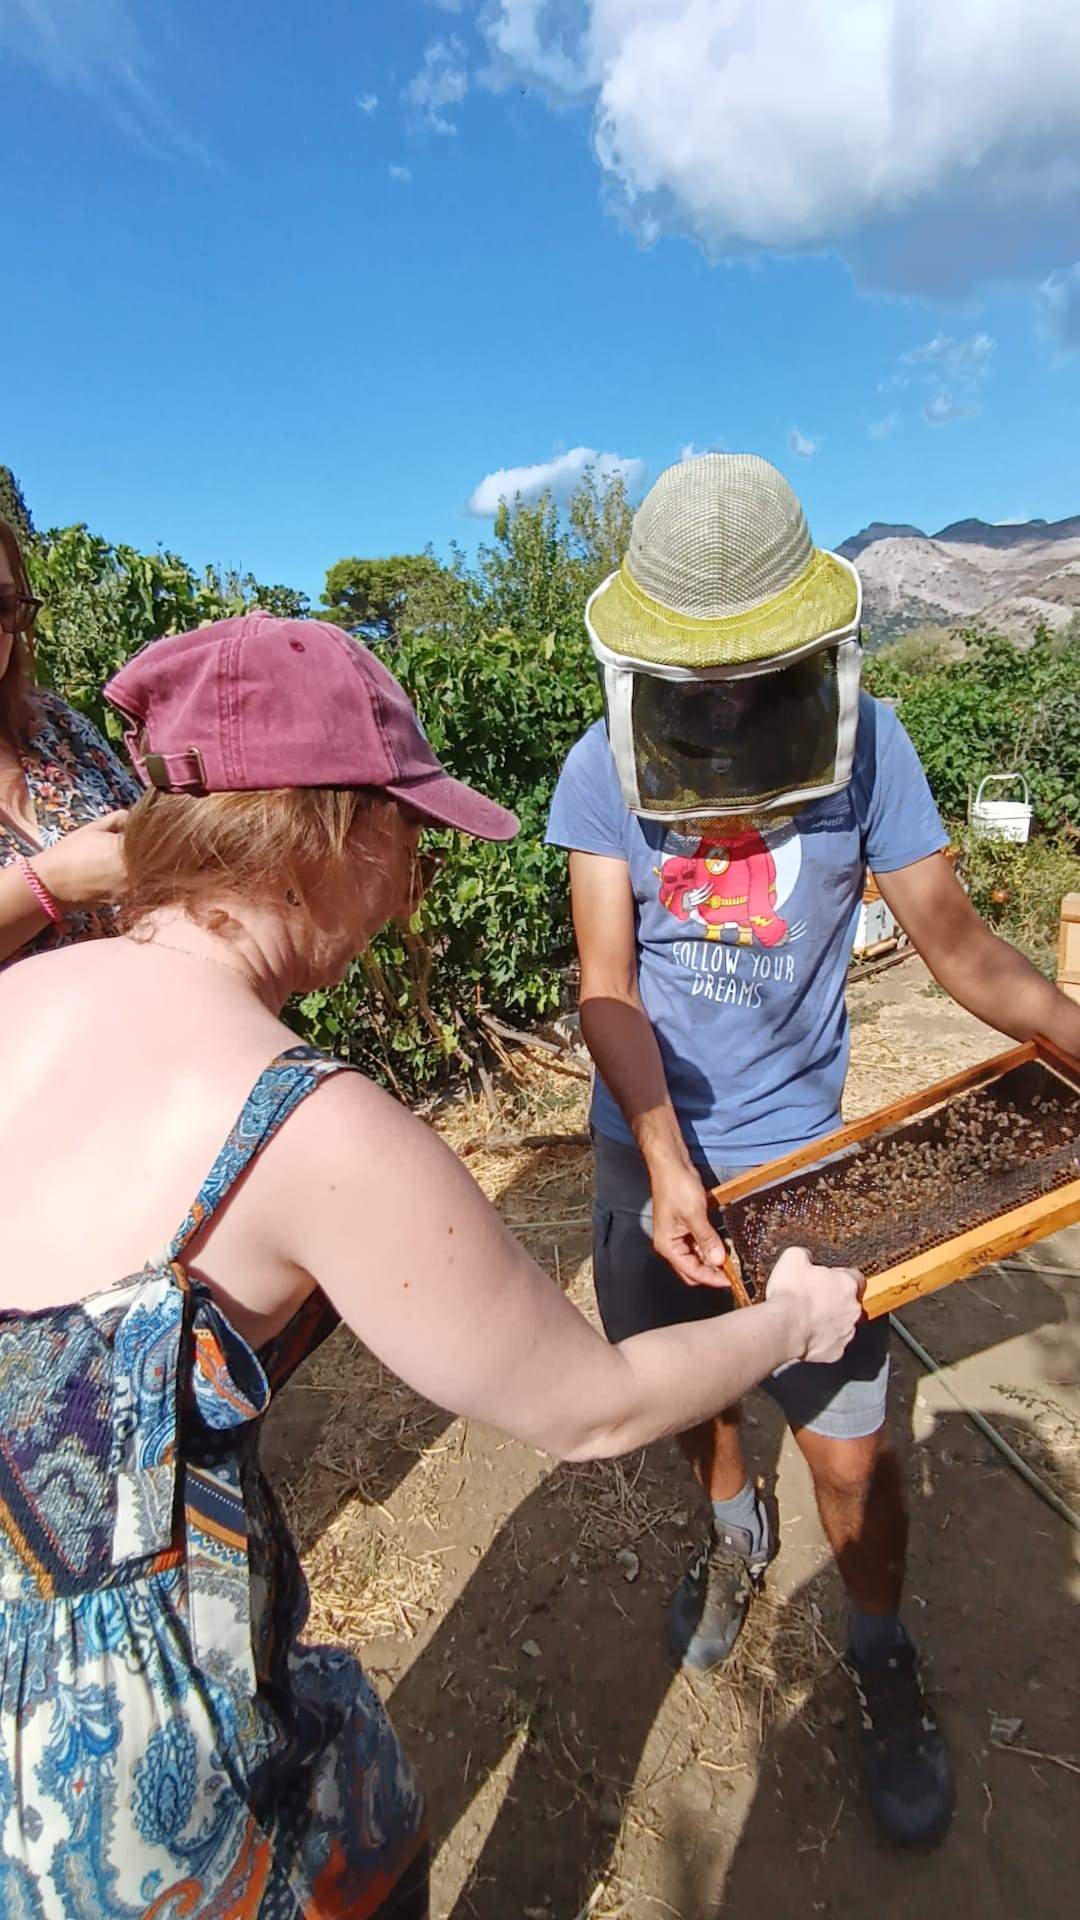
[650,1159,729,1289]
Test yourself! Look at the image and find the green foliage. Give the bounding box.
[0,465,34,543]
[320,550,467,640]
[25,482,615,1094]
[567,468,635,581]
[294,471,632,1093]
[480,466,632,638]
[297,496,610,1091]
[248,581,311,619]
[25,527,305,739]
[866,626,955,677]
[865,624,1080,833]
[956,828,1080,976]
[34,467,1075,1098]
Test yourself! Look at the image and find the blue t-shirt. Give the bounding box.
[546,694,947,1163]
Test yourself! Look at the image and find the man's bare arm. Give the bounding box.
[569,851,727,1286]
[878,853,1080,1058]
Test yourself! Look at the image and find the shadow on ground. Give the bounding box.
[263,1132,1078,1918]
[665,1319,1080,1920]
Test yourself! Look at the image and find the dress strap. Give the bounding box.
[166,1045,360,1263]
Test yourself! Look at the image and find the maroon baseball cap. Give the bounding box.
[105,613,518,841]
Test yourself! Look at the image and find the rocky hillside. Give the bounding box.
[837,515,1080,644]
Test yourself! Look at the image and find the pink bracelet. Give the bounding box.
[13,856,65,927]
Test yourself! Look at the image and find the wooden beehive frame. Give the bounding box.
[1058,893,1080,1005]
[711,1035,1080,1320]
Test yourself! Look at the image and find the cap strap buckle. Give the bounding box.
[142,746,208,793]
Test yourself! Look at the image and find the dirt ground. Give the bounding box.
[263,957,1080,1919]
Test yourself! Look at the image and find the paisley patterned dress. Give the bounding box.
[0,1047,427,1918]
[0,691,139,961]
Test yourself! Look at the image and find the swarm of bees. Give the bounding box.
[727,1063,1080,1291]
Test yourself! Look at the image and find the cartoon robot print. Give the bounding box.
[658,825,799,948]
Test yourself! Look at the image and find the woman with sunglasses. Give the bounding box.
[0,516,136,964]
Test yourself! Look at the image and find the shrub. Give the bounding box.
[865,625,1080,833]
[23,475,1077,1094]
[295,568,605,1089]
[954,828,1080,977]
[26,525,307,740]
[292,475,628,1091]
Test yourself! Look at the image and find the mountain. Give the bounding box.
[836,520,927,560]
[836,515,1080,644]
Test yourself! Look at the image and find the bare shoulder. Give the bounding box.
[277,1063,459,1188]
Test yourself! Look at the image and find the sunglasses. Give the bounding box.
[0,587,43,635]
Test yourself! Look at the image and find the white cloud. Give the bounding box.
[903,332,996,384]
[426,0,464,10]
[389,163,412,185]
[922,390,975,426]
[356,92,379,115]
[466,446,646,516]
[895,330,995,425]
[482,0,590,94]
[869,412,899,440]
[788,427,818,460]
[1038,262,1080,353]
[403,36,469,134]
[679,438,726,461]
[0,0,148,95]
[0,0,200,154]
[479,2,1080,297]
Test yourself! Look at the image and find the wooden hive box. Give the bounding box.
[1058,893,1080,1006]
[711,1036,1080,1321]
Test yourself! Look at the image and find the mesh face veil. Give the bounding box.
[583,453,864,821]
[586,567,863,821]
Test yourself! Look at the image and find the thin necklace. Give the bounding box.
[132,936,262,993]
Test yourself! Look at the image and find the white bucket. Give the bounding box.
[853,895,898,957]
[968,773,1032,845]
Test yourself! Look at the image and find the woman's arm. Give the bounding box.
[0,862,48,962]
[281,1074,861,1464]
[0,815,129,962]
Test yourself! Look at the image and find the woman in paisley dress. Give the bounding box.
[0,612,861,1917]
[0,516,137,964]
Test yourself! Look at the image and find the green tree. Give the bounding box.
[296,472,626,1090]
[249,582,311,619]
[567,465,635,582]
[0,465,34,542]
[320,550,465,640]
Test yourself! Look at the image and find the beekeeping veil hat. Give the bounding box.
[587,453,863,819]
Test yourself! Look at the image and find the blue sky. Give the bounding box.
[3,1,1079,602]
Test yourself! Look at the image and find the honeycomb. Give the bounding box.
[722,1060,1080,1299]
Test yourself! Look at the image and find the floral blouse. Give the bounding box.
[0,691,139,961]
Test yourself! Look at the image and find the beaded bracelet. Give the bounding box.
[13,855,65,927]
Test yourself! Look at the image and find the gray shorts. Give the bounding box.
[592,1130,889,1442]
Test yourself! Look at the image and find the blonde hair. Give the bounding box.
[121,785,399,932]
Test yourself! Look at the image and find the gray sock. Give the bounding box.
[848,1605,906,1661]
[712,1481,769,1560]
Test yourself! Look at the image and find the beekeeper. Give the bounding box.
[547,452,1080,1850]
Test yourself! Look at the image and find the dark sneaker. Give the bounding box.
[845,1630,955,1849]
[668,1519,774,1672]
